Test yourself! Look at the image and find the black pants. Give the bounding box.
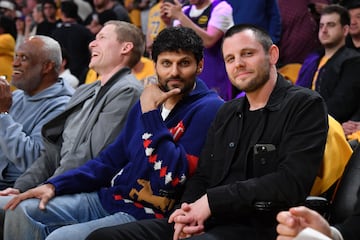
[85,218,277,240]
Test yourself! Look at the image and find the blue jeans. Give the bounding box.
[4,192,137,240]
[0,196,13,239]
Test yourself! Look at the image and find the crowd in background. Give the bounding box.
[0,0,357,88]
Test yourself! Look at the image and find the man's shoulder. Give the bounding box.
[73,75,142,100]
[74,81,98,93]
[326,47,360,72]
[332,47,360,62]
[53,22,91,35]
[112,73,143,93]
[272,84,323,118]
[287,83,322,100]
[274,77,324,110]
[196,92,224,109]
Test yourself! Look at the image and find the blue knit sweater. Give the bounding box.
[47,79,224,220]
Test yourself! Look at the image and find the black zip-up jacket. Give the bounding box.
[180,75,328,234]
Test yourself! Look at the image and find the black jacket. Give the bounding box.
[180,75,328,236]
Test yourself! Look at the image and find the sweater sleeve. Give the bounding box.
[47,95,223,199]
[0,95,70,173]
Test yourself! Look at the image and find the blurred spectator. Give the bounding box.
[60,47,79,88]
[296,4,360,123]
[41,0,58,24]
[225,0,281,44]
[111,0,131,22]
[31,3,57,36]
[346,3,360,50]
[21,0,38,17]
[28,4,45,36]
[146,0,166,54]
[124,0,141,28]
[137,0,157,34]
[0,15,16,88]
[13,3,50,49]
[162,0,234,100]
[13,0,25,14]
[278,0,330,66]
[14,15,25,49]
[72,0,93,22]
[131,56,155,82]
[84,0,118,35]
[0,0,17,19]
[334,0,360,7]
[51,0,94,84]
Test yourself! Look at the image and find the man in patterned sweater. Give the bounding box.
[2,27,224,240]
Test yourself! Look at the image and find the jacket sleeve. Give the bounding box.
[179,117,218,203]
[50,80,142,177]
[325,58,360,123]
[335,190,360,240]
[13,149,58,192]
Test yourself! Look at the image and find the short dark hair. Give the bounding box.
[61,1,78,19]
[41,0,56,9]
[347,2,360,11]
[223,24,273,53]
[151,27,203,64]
[321,4,350,26]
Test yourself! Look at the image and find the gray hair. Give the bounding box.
[31,35,62,73]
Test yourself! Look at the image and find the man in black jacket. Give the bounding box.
[296,4,360,123]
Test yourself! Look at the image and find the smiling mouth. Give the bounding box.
[12,70,22,75]
[91,52,100,58]
[236,71,252,77]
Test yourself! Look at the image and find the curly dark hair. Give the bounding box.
[151,27,203,64]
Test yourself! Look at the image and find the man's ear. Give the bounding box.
[268,44,279,65]
[42,61,55,74]
[343,24,349,37]
[196,59,204,74]
[121,42,134,54]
